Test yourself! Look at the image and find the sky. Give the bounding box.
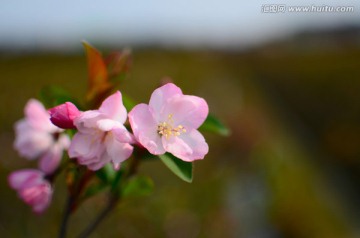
[0,0,359,51]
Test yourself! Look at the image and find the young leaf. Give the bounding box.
[159,153,193,183]
[199,114,230,136]
[123,175,154,197]
[105,49,132,81]
[82,41,111,102]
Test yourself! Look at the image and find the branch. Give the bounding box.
[58,195,74,238]
[77,195,118,238]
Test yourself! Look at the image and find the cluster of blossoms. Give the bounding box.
[9,83,209,213]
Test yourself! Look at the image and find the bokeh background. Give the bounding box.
[1,0,360,237]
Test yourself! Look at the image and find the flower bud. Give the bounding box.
[49,102,80,129]
[8,169,53,214]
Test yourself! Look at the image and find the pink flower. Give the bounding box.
[129,83,209,161]
[14,99,70,174]
[68,91,134,170]
[8,169,53,214]
[48,102,81,129]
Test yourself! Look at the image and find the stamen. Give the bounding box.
[157,114,186,139]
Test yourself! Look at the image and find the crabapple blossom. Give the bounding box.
[48,102,81,129]
[14,99,70,174]
[129,83,209,161]
[8,169,53,214]
[68,91,134,170]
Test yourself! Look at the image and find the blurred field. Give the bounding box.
[1,42,360,237]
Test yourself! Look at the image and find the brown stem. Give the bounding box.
[76,195,119,238]
[76,155,141,237]
[58,195,74,238]
[58,168,95,238]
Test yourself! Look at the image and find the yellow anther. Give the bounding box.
[157,114,186,139]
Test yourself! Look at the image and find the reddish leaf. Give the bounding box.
[82,41,111,103]
[105,48,132,79]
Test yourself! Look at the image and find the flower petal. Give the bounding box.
[105,134,133,170]
[68,132,104,159]
[112,126,135,144]
[20,183,52,214]
[99,91,127,123]
[149,83,182,118]
[14,120,54,159]
[163,129,208,161]
[57,134,71,150]
[39,144,62,174]
[97,119,122,132]
[74,110,103,133]
[25,99,57,132]
[129,104,165,154]
[8,169,43,190]
[86,154,111,171]
[162,95,209,129]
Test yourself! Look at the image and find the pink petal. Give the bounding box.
[162,136,193,159]
[149,83,183,118]
[68,132,104,159]
[25,99,57,132]
[73,110,103,133]
[14,120,54,159]
[99,91,127,123]
[77,155,102,166]
[162,95,209,129]
[112,126,135,144]
[57,134,71,150]
[163,129,208,161]
[138,132,166,155]
[86,153,111,171]
[39,144,62,174]
[129,104,165,155]
[105,134,133,170]
[8,169,43,190]
[96,119,122,132]
[20,183,52,214]
[129,104,155,138]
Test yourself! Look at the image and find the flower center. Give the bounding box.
[157,114,186,139]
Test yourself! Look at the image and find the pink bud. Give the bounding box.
[8,169,53,214]
[48,102,80,129]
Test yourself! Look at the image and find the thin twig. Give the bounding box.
[76,155,141,237]
[58,195,74,238]
[58,167,95,238]
[77,196,119,238]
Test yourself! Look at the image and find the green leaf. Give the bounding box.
[82,182,108,200]
[122,93,136,111]
[123,175,154,197]
[39,85,76,108]
[159,153,193,183]
[199,114,230,136]
[96,164,116,183]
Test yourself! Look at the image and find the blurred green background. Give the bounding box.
[1,28,360,237]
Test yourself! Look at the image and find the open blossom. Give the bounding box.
[14,99,70,174]
[129,83,209,161]
[68,91,134,170]
[48,102,81,129]
[8,169,53,214]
